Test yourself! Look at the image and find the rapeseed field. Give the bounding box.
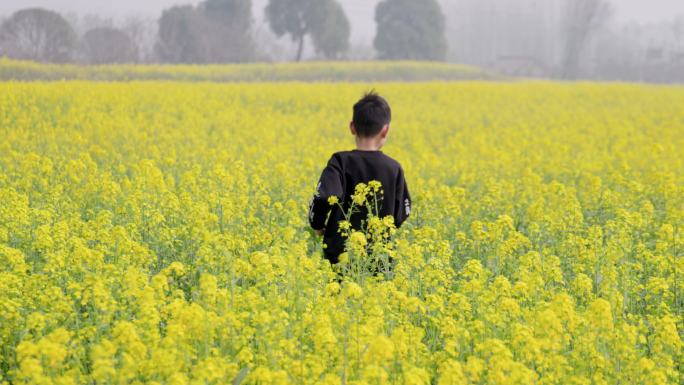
[0,81,682,384]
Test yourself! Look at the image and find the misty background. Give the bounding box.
[0,0,683,82]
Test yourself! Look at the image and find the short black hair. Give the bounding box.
[352,91,391,137]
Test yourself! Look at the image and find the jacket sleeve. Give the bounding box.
[394,166,411,228]
[308,155,345,230]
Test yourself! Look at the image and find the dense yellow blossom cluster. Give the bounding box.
[0,81,682,384]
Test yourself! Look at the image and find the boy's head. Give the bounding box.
[351,91,391,139]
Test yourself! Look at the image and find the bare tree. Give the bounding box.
[122,16,157,63]
[0,15,5,57]
[0,8,77,63]
[79,14,114,34]
[673,16,684,51]
[560,0,613,80]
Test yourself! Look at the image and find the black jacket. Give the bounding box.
[308,149,411,263]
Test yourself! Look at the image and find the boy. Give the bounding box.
[308,91,411,265]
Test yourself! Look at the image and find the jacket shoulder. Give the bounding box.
[380,153,403,171]
[326,151,349,164]
[331,150,353,158]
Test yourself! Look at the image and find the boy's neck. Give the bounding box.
[355,137,383,151]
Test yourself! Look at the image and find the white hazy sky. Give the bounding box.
[1,0,683,20]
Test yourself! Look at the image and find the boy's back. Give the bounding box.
[308,91,411,265]
[309,149,410,264]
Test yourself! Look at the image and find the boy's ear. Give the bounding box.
[380,124,389,138]
[350,121,357,136]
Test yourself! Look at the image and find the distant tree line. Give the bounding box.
[1,0,680,83]
[156,0,255,64]
[442,0,684,83]
[0,0,448,65]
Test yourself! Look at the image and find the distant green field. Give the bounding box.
[0,59,498,82]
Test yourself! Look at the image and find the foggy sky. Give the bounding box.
[0,0,682,42]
